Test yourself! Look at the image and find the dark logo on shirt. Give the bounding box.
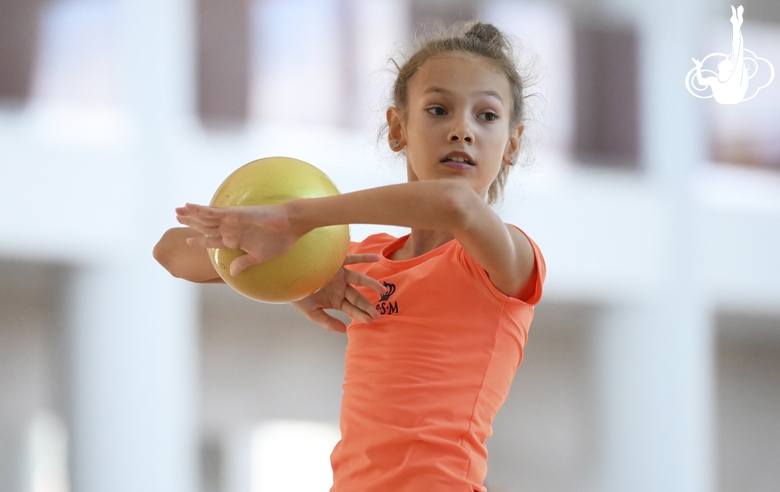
[376,281,399,315]
[379,282,395,301]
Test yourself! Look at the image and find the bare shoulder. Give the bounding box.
[491,224,536,299]
[449,187,539,300]
[506,224,534,263]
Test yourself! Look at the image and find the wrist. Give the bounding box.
[283,198,317,238]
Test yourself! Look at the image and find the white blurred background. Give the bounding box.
[1,0,779,491]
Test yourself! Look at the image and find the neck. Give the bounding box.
[394,228,454,260]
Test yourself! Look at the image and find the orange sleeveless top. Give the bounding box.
[330,227,546,491]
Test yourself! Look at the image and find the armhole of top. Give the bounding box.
[510,225,546,305]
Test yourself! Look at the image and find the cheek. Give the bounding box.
[406,124,439,152]
[483,133,507,154]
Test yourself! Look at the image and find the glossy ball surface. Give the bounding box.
[208,157,349,303]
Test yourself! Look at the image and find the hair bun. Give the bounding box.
[465,22,503,46]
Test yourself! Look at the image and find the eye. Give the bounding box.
[426,106,447,116]
[479,111,499,122]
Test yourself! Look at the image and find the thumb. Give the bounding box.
[229,253,260,277]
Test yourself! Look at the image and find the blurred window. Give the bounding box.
[0,0,40,105]
[572,19,640,168]
[717,312,780,492]
[249,0,344,127]
[197,0,250,127]
[705,20,780,170]
[32,0,122,107]
[482,1,574,154]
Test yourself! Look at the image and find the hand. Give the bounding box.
[692,58,702,67]
[291,254,386,333]
[175,202,301,276]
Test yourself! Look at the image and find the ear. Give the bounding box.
[504,124,524,160]
[386,107,406,152]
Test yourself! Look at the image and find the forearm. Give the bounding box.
[153,227,224,283]
[285,180,470,233]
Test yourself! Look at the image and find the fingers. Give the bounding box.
[344,254,382,265]
[177,203,225,220]
[186,235,227,249]
[291,273,382,329]
[176,215,216,235]
[291,293,352,333]
[344,268,386,295]
[337,265,384,322]
[344,285,380,322]
[176,204,226,235]
[342,302,376,324]
[176,203,228,224]
[303,307,347,333]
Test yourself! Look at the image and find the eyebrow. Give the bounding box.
[423,87,505,103]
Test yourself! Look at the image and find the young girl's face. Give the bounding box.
[388,53,521,199]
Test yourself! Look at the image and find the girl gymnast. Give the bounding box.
[156,21,546,492]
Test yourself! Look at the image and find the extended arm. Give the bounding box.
[154,226,387,331]
[180,179,536,299]
[287,180,535,298]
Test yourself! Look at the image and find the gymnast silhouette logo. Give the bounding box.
[685,5,774,104]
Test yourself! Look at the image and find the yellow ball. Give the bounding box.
[208,157,350,303]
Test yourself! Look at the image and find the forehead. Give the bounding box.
[409,53,511,101]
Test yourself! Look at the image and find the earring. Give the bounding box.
[391,140,401,149]
[503,156,517,166]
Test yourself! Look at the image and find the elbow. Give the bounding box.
[153,239,173,274]
[153,234,182,278]
[152,239,165,265]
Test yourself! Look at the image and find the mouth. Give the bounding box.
[440,152,476,167]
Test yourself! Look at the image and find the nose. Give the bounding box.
[448,114,474,143]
